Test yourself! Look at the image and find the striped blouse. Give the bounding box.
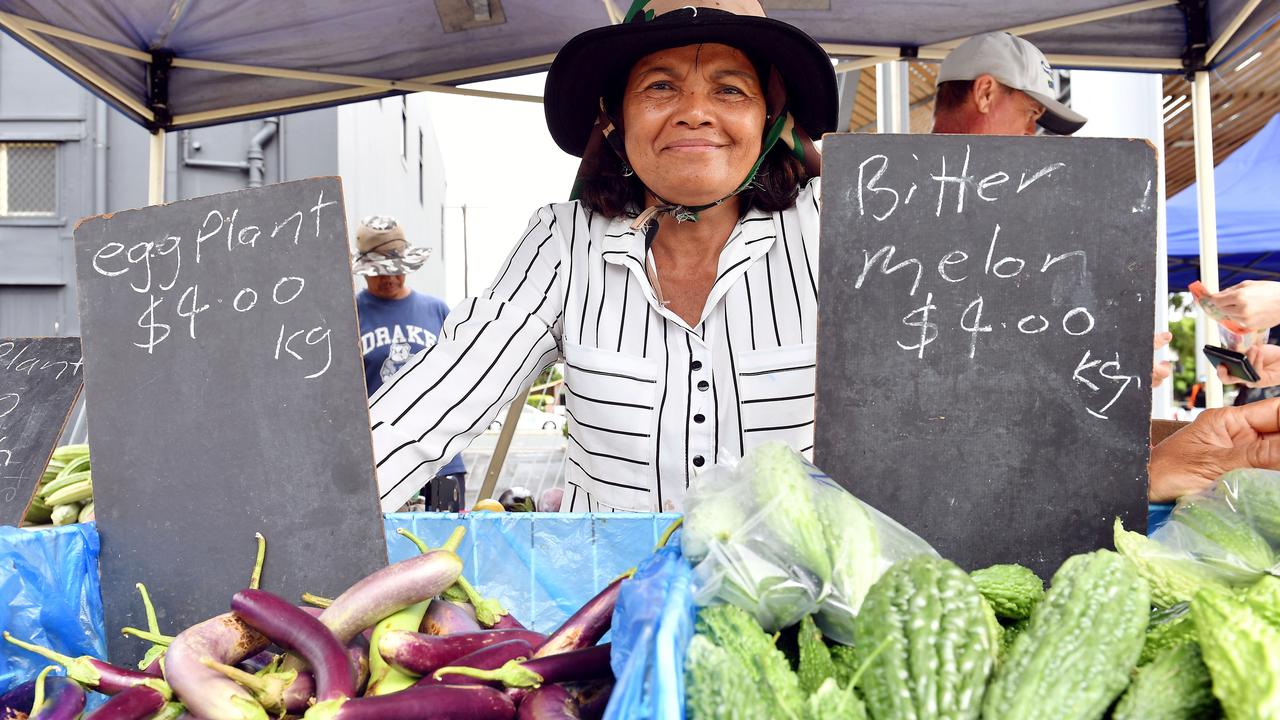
[371,178,822,513]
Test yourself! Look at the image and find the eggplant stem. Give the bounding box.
[121,627,174,646]
[139,643,167,672]
[395,528,430,554]
[301,593,334,608]
[31,665,58,716]
[846,636,894,690]
[430,659,542,688]
[453,576,507,626]
[4,632,74,667]
[396,526,466,555]
[200,657,270,694]
[250,532,267,591]
[151,702,186,720]
[654,517,684,550]
[136,583,162,635]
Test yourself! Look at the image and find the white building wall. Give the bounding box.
[338,95,448,299]
[1069,70,1173,417]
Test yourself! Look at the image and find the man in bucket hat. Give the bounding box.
[352,215,467,511]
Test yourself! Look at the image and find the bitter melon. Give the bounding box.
[1193,584,1280,719]
[1112,642,1218,720]
[982,550,1149,720]
[970,564,1044,621]
[1173,496,1275,575]
[1114,518,1226,608]
[1216,468,1280,547]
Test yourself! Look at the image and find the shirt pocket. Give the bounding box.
[562,342,660,509]
[736,342,817,455]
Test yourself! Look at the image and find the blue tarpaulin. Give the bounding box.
[1168,113,1280,291]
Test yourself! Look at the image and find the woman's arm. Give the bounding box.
[369,206,565,511]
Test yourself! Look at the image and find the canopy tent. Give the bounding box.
[1168,112,1280,290]
[2,0,1277,412]
[0,0,1276,131]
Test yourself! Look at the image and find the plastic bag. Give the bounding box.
[680,442,937,644]
[605,541,695,720]
[1143,468,1280,585]
[0,524,107,694]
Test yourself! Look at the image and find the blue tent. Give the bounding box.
[1168,113,1280,291]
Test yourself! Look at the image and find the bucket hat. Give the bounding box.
[351,215,431,276]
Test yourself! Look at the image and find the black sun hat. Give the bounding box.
[544,0,838,159]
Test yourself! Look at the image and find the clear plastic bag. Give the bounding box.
[680,442,937,644]
[1146,468,1280,585]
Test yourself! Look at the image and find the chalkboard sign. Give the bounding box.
[0,337,83,526]
[74,178,386,664]
[815,135,1156,577]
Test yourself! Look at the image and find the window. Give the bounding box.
[418,129,425,205]
[0,142,57,217]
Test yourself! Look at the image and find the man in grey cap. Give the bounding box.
[932,31,1088,136]
[352,215,468,511]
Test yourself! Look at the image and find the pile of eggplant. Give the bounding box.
[3,527,621,720]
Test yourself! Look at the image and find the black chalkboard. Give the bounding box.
[0,338,83,526]
[74,178,386,664]
[815,135,1156,578]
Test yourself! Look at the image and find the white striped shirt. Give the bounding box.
[371,179,822,512]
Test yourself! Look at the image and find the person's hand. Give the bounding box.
[1215,343,1280,387]
[1208,280,1280,330]
[1148,397,1280,501]
[1152,331,1173,388]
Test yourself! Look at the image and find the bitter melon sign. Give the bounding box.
[0,337,82,526]
[74,178,387,665]
[815,135,1156,577]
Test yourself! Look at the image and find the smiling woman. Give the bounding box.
[366,0,839,513]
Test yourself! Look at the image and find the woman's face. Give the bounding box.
[621,43,766,207]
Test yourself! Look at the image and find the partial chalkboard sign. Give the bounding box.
[0,338,83,526]
[815,135,1156,577]
[74,178,386,665]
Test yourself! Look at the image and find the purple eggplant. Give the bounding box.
[489,614,528,631]
[433,644,613,691]
[348,641,370,695]
[163,613,269,720]
[4,632,158,696]
[300,685,514,720]
[379,630,546,677]
[420,641,535,686]
[232,589,354,701]
[1,679,37,720]
[29,671,85,720]
[83,684,167,720]
[517,685,579,720]
[423,600,482,635]
[237,651,277,674]
[563,682,611,720]
[315,550,462,646]
[533,576,628,658]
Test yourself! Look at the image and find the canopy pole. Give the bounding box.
[1191,70,1222,408]
[1205,0,1263,63]
[148,130,165,206]
[876,61,909,133]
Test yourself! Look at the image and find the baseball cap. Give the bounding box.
[937,32,1088,135]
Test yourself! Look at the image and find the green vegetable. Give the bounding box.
[1114,518,1226,608]
[983,550,1149,720]
[44,479,92,507]
[745,442,831,585]
[804,678,866,720]
[24,496,53,525]
[1113,642,1218,720]
[681,486,746,563]
[684,635,769,720]
[1216,468,1280,546]
[1246,575,1280,628]
[77,502,95,524]
[970,564,1044,620]
[999,618,1031,661]
[694,604,805,717]
[829,644,859,690]
[853,556,994,720]
[812,482,879,643]
[51,503,81,526]
[1193,584,1280,719]
[1174,496,1275,575]
[1141,610,1199,666]
[39,470,89,500]
[978,596,1003,666]
[795,616,836,695]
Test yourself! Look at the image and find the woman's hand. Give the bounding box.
[1208,280,1280,330]
[1152,331,1173,388]
[1149,397,1280,501]
[1215,343,1280,387]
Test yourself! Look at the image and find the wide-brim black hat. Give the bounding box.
[544,6,838,158]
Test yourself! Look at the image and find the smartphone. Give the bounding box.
[1203,344,1261,383]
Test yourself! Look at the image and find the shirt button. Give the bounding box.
[697,380,709,391]
[692,455,706,467]
[693,413,705,424]
[691,360,703,371]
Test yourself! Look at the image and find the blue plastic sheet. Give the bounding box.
[0,524,106,694]
[606,541,695,720]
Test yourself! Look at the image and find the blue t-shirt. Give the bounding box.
[356,289,466,477]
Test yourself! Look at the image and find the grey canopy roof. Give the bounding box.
[0,0,1276,131]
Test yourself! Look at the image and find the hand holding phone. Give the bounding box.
[1204,344,1262,383]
